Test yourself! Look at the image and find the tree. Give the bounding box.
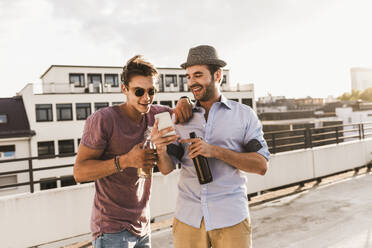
[337,89,360,101]
[360,87,372,102]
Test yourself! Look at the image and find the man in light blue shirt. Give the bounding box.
[168,45,270,248]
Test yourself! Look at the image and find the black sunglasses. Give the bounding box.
[127,86,156,97]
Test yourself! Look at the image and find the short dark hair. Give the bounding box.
[206,64,222,83]
[121,55,158,87]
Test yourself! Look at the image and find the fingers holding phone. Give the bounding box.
[152,112,179,153]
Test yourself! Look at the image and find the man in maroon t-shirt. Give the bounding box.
[74,55,191,247]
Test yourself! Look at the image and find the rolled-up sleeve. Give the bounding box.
[243,109,270,161]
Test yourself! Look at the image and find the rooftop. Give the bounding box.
[0,96,35,138]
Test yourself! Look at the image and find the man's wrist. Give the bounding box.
[114,155,122,172]
[211,145,220,158]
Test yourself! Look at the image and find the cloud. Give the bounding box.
[47,0,332,65]
[1,0,372,98]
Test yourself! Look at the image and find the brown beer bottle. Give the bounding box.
[189,132,213,184]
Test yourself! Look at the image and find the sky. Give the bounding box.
[1,0,372,99]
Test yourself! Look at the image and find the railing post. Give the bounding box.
[304,129,308,148]
[358,124,362,140]
[28,158,34,193]
[335,126,339,144]
[308,128,313,148]
[360,123,365,139]
[272,133,276,154]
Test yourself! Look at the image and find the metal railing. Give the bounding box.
[265,122,372,154]
[1,122,372,193]
[0,153,76,193]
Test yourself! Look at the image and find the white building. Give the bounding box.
[0,65,255,196]
[0,97,34,196]
[350,67,372,92]
[335,102,372,142]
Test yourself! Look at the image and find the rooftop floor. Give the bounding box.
[67,170,372,248]
[151,171,372,248]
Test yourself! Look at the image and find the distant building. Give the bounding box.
[257,96,325,114]
[350,67,372,92]
[336,101,372,124]
[257,94,286,104]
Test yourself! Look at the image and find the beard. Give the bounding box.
[194,78,217,102]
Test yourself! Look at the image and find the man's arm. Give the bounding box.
[210,145,267,175]
[73,143,157,182]
[181,138,267,175]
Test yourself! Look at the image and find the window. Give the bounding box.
[160,101,172,108]
[88,74,102,93]
[69,73,85,87]
[36,104,53,122]
[105,74,119,87]
[221,75,227,86]
[40,177,57,190]
[78,138,81,146]
[88,74,102,84]
[112,101,124,105]
[0,145,15,159]
[0,175,17,188]
[230,98,239,102]
[95,102,109,111]
[37,141,55,157]
[0,114,7,124]
[179,75,187,92]
[165,75,177,87]
[76,103,91,120]
[61,175,76,187]
[58,139,74,155]
[242,98,253,108]
[56,104,72,121]
[158,74,164,92]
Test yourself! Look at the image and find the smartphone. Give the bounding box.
[154,112,176,137]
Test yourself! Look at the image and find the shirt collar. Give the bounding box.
[193,94,232,111]
[219,95,232,109]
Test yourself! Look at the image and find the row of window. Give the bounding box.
[70,73,227,93]
[158,74,227,92]
[36,102,123,122]
[70,73,119,88]
[37,139,80,157]
[0,174,77,191]
[35,98,252,122]
[39,175,77,190]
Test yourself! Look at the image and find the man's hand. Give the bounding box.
[122,144,157,169]
[180,138,215,159]
[174,97,193,124]
[151,119,179,154]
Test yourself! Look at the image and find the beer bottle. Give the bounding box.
[189,132,213,184]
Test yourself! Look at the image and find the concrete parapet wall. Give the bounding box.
[1,139,372,248]
[246,148,315,194]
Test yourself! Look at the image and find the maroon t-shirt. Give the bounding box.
[81,104,171,239]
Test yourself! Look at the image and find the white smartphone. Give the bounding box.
[154,112,176,137]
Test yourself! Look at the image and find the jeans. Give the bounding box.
[92,229,151,248]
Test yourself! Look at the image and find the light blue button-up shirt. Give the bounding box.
[172,95,270,231]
